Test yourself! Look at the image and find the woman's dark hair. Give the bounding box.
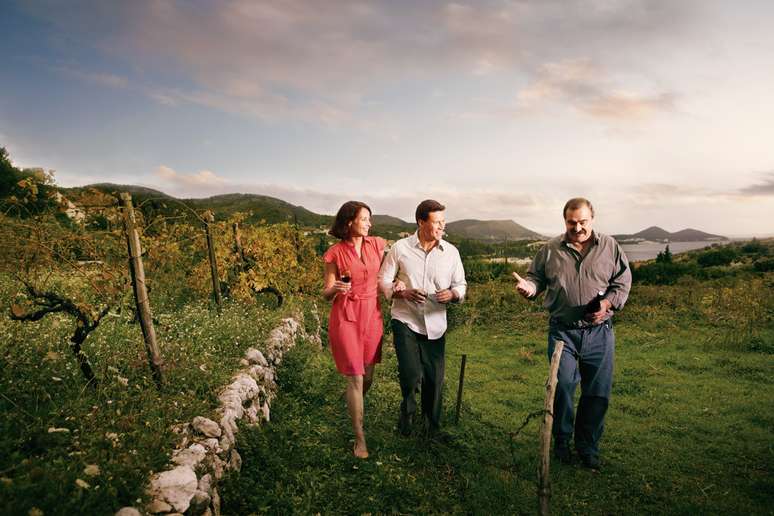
[329,201,372,240]
[415,199,445,224]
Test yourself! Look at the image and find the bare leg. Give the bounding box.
[346,375,368,458]
[363,364,376,396]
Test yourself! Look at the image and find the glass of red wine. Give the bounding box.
[341,269,351,284]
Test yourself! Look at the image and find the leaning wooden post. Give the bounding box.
[454,354,468,424]
[204,211,222,313]
[538,340,564,516]
[119,192,164,389]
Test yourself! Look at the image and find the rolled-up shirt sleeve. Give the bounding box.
[378,245,399,300]
[450,251,467,303]
[606,244,632,310]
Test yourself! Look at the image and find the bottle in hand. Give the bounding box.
[586,291,606,313]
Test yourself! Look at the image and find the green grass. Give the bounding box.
[0,272,289,515]
[222,278,774,515]
[2,270,772,515]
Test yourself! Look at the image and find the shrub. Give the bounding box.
[462,258,515,283]
[753,257,774,272]
[741,238,769,255]
[632,261,698,285]
[697,248,738,267]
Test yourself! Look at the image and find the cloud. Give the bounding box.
[20,0,700,123]
[154,165,228,188]
[517,59,676,119]
[626,182,719,205]
[50,64,130,89]
[630,174,774,203]
[738,172,774,197]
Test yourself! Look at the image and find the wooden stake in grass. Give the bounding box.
[538,340,564,516]
[454,354,467,424]
[233,222,245,263]
[120,192,164,389]
[204,210,222,313]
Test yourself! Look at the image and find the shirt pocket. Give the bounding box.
[588,260,615,286]
[431,262,454,291]
[544,253,568,290]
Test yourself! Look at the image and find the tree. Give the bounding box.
[0,146,18,198]
[2,166,129,385]
[656,244,673,263]
[3,211,128,385]
[0,148,59,216]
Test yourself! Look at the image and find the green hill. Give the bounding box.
[445,219,545,241]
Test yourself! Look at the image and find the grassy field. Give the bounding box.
[0,270,295,515]
[222,277,774,515]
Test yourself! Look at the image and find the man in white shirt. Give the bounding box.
[378,200,467,436]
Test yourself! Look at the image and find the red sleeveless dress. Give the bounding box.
[323,236,386,376]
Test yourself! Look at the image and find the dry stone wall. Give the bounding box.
[116,312,319,516]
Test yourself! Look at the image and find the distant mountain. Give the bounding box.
[63,183,173,200]
[64,185,333,227]
[59,184,546,241]
[445,219,545,241]
[186,193,331,227]
[372,214,413,229]
[614,226,727,242]
[670,228,727,241]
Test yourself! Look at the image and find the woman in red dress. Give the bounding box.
[323,201,389,459]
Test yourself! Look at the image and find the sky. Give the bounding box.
[2,0,774,237]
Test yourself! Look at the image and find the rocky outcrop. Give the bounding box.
[118,313,318,516]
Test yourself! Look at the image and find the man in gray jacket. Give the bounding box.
[513,198,631,469]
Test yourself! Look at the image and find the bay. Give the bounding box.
[620,241,723,262]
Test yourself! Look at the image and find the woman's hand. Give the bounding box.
[323,262,351,301]
[332,280,352,294]
[393,280,407,292]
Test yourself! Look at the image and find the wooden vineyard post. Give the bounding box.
[119,192,164,389]
[538,340,564,516]
[454,354,468,424]
[233,222,245,263]
[204,211,222,313]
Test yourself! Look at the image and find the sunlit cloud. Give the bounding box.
[20,0,699,124]
[518,59,676,119]
[154,165,228,188]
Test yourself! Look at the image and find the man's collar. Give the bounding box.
[561,230,599,246]
[411,231,445,251]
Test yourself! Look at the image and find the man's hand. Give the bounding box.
[585,299,612,325]
[512,272,536,298]
[433,289,456,304]
[396,288,428,304]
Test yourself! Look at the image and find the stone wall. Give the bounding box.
[116,310,320,516]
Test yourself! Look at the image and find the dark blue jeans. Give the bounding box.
[548,321,615,457]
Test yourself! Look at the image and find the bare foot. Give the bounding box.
[353,441,369,459]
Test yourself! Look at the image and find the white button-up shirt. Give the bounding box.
[378,232,467,339]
